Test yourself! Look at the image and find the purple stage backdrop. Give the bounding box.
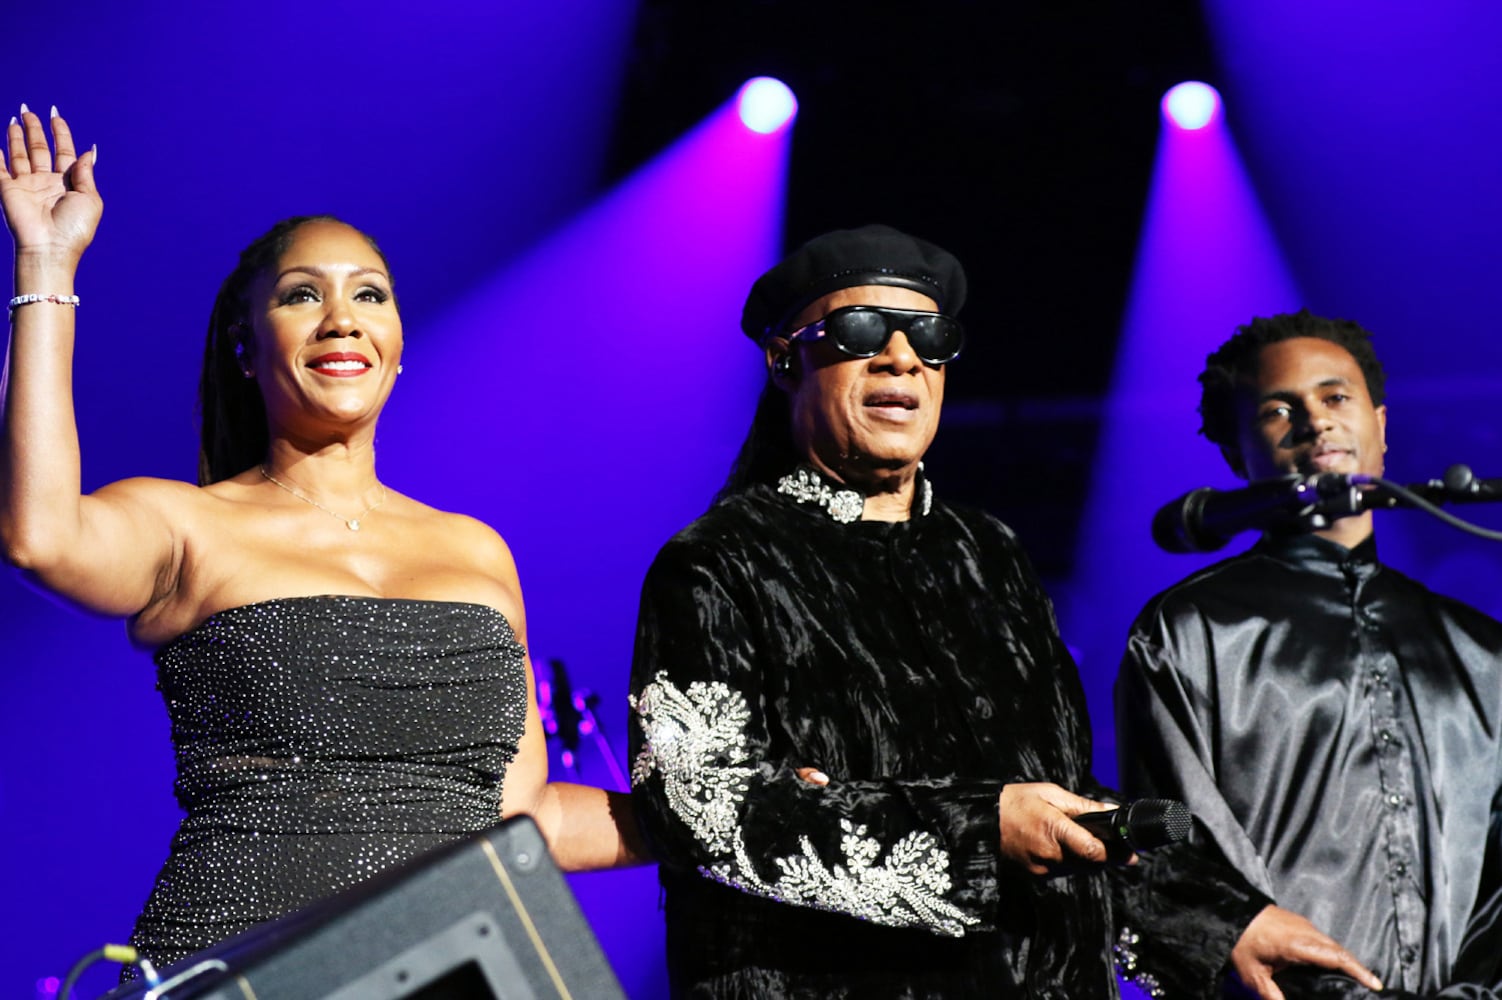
[4,3,1502,999]
[1059,3,1502,794]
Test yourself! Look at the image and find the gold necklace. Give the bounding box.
[259,465,388,532]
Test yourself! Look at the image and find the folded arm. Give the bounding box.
[628,538,1007,936]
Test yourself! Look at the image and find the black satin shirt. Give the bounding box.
[630,471,1266,999]
[1118,532,1502,998]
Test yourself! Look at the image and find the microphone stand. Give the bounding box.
[1360,464,1502,508]
[1155,466,1502,553]
[572,688,631,793]
[1351,465,1502,542]
[536,658,631,792]
[1260,465,1502,540]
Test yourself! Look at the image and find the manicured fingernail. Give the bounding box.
[810,770,829,784]
[50,105,59,119]
[19,103,29,116]
[91,143,98,165]
[8,117,15,127]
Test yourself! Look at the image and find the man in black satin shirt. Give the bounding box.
[1116,311,1502,998]
[628,230,1381,999]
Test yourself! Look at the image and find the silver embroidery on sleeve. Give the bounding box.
[703,820,977,937]
[631,671,979,936]
[630,672,757,853]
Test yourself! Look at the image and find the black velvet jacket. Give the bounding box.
[629,471,1267,998]
[1118,532,1502,999]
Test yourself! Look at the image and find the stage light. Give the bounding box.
[1162,81,1221,130]
[1066,72,1296,790]
[737,77,798,133]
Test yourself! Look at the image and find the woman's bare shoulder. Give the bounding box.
[92,474,207,505]
[94,470,265,515]
[378,495,526,619]
[391,494,517,562]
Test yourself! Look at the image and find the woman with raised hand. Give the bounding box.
[0,106,639,967]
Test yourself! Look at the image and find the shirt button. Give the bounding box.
[1400,946,1417,964]
[1393,861,1409,877]
[1387,793,1406,808]
[1378,728,1395,744]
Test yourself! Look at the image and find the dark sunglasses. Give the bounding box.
[786,305,965,366]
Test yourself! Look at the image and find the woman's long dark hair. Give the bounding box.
[197,215,393,485]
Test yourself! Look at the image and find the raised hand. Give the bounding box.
[1,105,101,263]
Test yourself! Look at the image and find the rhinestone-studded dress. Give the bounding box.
[125,596,528,966]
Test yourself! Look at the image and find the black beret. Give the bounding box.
[740,224,968,343]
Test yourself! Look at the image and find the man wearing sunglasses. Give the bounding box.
[628,226,1377,997]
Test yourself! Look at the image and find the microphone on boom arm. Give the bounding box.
[1151,474,1363,554]
[1152,464,1502,553]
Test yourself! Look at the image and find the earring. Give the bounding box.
[772,354,794,379]
[233,341,254,379]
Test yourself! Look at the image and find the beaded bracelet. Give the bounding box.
[8,293,80,321]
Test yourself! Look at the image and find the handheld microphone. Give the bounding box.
[1151,474,1362,553]
[1074,799,1192,856]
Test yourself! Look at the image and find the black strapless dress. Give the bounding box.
[125,596,528,966]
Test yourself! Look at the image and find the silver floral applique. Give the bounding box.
[632,671,978,936]
[631,672,757,853]
[776,467,865,523]
[703,820,979,937]
[777,464,935,521]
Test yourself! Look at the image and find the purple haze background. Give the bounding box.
[3,2,1502,997]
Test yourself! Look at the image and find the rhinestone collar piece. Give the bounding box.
[775,465,932,523]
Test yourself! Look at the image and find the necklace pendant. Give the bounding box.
[259,465,385,534]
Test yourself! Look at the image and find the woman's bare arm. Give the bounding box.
[534,782,648,871]
[483,526,648,871]
[1,108,181,616]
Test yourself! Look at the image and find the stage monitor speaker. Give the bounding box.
[103,816,626,1000]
